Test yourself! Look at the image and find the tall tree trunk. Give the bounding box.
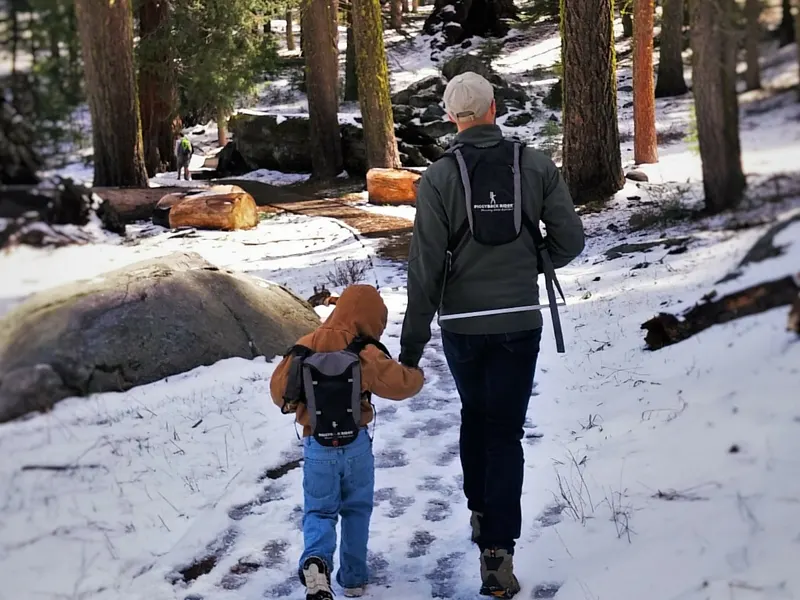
[744,0,762,91]
[10,3,18,80]
[655,0,689,97]
[345,8,359,102]
[634,0,657,163]
[352,0,401,169]
[139,0,178,176]
[286,9,295,51]
[622,0,633,38]
[412,0,419,12]
[391,0,403,30]
[217,110,229,146]
[301,0,343,178]
[796,0,800,100]
[690,0,745,214]
[778,0,795,47]
[75,0,148,186]
[561,0,624,204]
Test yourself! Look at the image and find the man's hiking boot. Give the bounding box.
[480,548,521,599]
[470,510,483,543]
[301,557,333,600]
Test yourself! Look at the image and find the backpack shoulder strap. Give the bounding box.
[281,344,314,413]
[346,336,392,359]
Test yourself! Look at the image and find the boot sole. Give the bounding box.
[479,585,519,599]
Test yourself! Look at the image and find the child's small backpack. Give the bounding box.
[281,336,391,447]
[179,137,192,157]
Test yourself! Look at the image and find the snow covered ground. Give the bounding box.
[5,6,800,600]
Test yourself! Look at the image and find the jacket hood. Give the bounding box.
[321,284,388,340]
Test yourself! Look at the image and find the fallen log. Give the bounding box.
[166,186,259,231]
[367,168,421,205]
[641,275,800,350]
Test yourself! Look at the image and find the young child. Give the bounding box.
[270,284,424,600]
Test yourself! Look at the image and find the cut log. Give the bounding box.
[641,275,800,350]
[165,186,259,231]
[367,168,421,205]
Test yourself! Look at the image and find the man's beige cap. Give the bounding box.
[443,71,495,123]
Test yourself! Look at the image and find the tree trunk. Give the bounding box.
[561,0,624,204]
[301,0,343,178]
[655,0,689,97]
[744,0,762,91]
[10,2,18,79]
[412,0,419,12]
[286,9,295,51]
[622,0,633,38]
[391,0,403,29]
[217,110,229,146]
[139,0,179,176]
[352,0,401,169]
[778,0,795,47]
[345,8,359,102]
[796,0,800,101]
[75,0,148,186]
[690,0,745,214]
[634,0,658,163]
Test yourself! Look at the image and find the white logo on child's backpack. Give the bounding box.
[489,191,497,205]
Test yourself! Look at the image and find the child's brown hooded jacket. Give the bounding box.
[269,285,424,437]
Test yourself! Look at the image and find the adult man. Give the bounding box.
[175,133,193,181]
[399,72,584,598]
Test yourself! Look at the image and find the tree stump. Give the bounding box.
[366,168,421,205]
[163,185,259,230]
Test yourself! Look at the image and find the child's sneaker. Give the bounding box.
[479,548,520,598]
[302,557,333,600]
[343,585,366,597]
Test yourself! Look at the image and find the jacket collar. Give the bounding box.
[453,124,504,148]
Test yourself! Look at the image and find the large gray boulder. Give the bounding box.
[229,113,313,173]
[0,252,320,423]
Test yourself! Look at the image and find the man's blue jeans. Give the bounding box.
[299,428,374,589]
[442,328,542,554]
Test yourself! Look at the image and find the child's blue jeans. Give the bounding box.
[299,428,374,589]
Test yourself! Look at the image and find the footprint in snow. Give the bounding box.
[425,552,465,598]
[374,487,415,517]
[416,475,456,497]
[403,416,456,439]
[424,498,452,522]
[368,550,390,586]
[374,448,408,469]
[407,530,436,558]
[536,504,565,528]
[531,582,563,598]
[435,442,460,467]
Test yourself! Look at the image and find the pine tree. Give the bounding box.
[690,0,745,213]
[778,0,795,47]
[795,0,800,99]
[744,0,763,91]
[561,0,624,203]
[138,0,180,175]
[352,0,400,169]
[301,0,343,178]
[345,6,359,102]
[633,0,657,163]
[74,0,148,186]
[655,0,688,98]
[286,8,296,51]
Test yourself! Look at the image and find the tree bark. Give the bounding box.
[75,0,148,186]
[690,0,745,214]
[139,0,179,177]
[345,8,359,102]
[744,0,762,91]
[10,2,18,79]
[301,0,343,178]
[286,9,296,51]
[217,110,229,147]
[391,0,403,29]
[352,0,401,169]
[655,0,689,97]
[795,0,800,96]
[778,0,795,47]
[412,0,419,12]
[634,0,658,163]
[561,0,624,204]
[641,276,799,350]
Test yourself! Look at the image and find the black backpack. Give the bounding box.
[439,139,567,352]
[280,336,391,447]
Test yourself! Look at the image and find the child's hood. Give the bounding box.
[321,284,388,339]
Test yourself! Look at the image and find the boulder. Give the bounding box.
[442,54,493,81]
[393,104,418,124]
[228,113,313,172]
[504,112,533,127]
[543,79,563,110]
[409,92,442,109]
[166,186,259,231]
[216,141,251,177]
[0,252,320,422]
[398,143,430,168]
[341,124,368,175]
[367,168,422,205]
[418,119,458,139]
[420,105,447,123]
